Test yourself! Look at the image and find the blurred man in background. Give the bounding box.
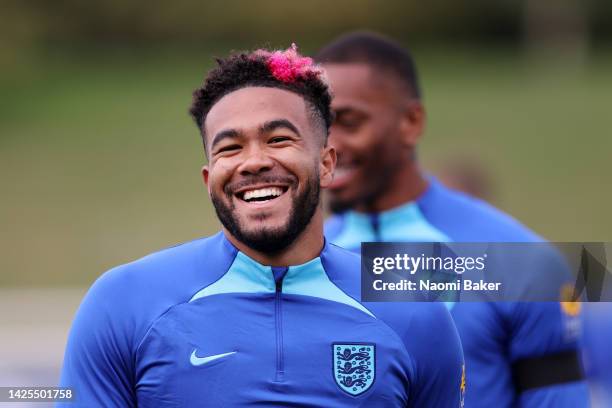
[59,45,464,407]
[317,31,589,407]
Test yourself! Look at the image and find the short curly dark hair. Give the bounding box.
[189,46,333,150]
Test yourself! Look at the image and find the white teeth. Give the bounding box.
[243,187,283,201]
[334,167,355,179]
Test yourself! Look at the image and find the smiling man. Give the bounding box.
[58,46,464,407]
[317,32,589,408]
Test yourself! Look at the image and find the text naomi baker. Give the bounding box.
[372,279,502,292]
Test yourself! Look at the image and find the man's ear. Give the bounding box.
[201,165,211,196]
[319,144,337,189]
[399,100,425,148]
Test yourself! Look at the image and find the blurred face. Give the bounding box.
[324,63,416,212]
[203,87,334,254]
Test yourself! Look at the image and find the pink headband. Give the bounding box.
[257,43,322,83]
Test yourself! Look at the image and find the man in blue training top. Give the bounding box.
[316,32,589,407]
[59,45,464,407]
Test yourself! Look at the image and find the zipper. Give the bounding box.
[369,214,381,242]
[272,266,288,383]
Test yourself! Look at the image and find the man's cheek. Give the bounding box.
[207,174,218,197]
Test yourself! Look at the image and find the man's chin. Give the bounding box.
[237,213,289,231]
[239,224,289,240]
[235,226,297,254]
[328,195,358,214]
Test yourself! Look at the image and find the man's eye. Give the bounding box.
[334,113,365,130]
[269,136,291,144]
[217,144,241,153]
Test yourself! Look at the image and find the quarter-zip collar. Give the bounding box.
[330,178,450,246]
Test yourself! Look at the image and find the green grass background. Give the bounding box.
[1,49,610,286]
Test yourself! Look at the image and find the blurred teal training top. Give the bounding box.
[325,177,589,408]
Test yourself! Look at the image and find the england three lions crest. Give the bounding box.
[333,343,375,396]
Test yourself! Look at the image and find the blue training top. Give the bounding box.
[59,231,464,407]
[325,177,589,408]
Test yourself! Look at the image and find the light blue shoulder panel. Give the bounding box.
[282,257,376,319]
[189,251,275,302]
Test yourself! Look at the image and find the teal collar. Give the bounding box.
[190,236,374,318]
[331,198,449,249]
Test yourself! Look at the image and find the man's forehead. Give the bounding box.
[325,63,365,93]
[324,63,405,112]
[205,86,309,135]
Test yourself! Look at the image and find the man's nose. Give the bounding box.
[237,146,274,175]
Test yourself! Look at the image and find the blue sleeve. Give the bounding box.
[407,304,465,408]
[58,269,136,407]
[505,302,589,408]
[519,382,590,408]
[57,234,234,407]
[501,244,589,407]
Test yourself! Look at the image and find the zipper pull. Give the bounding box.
[369,214,381,242]
[271,266,288,291]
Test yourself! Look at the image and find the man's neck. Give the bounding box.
[223,210,325,267]
[356,162,428,213]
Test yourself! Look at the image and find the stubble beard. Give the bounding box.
[211,171,320,255]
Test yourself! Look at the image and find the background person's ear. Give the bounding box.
[319,145,337,188]
[399,101,425,148]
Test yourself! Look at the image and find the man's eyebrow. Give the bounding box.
[211,129,242,150]
[334,106,365,115]
[260,119,301,136]
[333,108,350,117]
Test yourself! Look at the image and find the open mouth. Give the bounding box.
[236,186,289,203]
[334,164,358,180]
[330,163,358,189]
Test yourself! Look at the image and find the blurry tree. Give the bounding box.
[523,0,589,64]
[0,0,610,64]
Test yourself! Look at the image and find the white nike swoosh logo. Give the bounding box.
[190,350,237,366]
